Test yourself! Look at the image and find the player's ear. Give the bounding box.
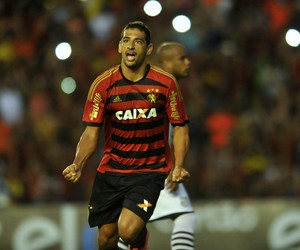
[118,41,122,54]
[146,43,153,56]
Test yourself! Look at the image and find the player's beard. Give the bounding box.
[175,68,190,79]
[123,53,146,70]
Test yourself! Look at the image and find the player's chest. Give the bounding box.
[106,85,166,110]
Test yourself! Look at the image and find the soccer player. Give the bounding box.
[62,21,190,250]
[118,42,196,250]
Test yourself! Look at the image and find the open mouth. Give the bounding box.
[126,51,136,62]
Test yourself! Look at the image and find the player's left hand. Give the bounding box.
[171,165,190,183]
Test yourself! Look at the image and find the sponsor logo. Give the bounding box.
[113,95,122,103]
[169,91,180,120]
[138,199,152,212]
[268,210,300,249]
[115,108,157,120]
[89,93,102,121]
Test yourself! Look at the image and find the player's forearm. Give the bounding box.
[173,125,190,168]
[73,126,100,169]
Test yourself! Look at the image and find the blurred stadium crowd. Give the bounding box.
[1,0,300,205]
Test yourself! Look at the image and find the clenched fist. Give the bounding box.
[171,165,190,183]
[62,163,82,183]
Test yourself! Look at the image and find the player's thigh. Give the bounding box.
[118,207,146,239]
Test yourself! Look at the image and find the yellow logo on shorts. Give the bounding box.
[137,199,152,212]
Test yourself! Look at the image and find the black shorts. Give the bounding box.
[88,171,166,228]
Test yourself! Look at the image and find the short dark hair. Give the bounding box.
[120,21,151,45]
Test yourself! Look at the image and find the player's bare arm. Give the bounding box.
[172,124,190,183]
[62,126,101,183]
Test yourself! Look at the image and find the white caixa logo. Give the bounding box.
[115,108,157,120]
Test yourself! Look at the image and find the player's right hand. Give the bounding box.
[62,163,82,183]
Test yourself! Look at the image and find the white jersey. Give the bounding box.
[149,181,194,221]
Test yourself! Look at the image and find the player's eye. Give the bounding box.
[122,38,129,43]
[135,40,144,45]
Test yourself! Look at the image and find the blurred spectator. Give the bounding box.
[205,109,237,149]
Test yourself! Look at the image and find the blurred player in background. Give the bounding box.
[118,42,196,250]
[62,21,190,250]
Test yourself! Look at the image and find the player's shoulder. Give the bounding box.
[87,65,120,99]
[150,65,176,83]
[94,65,120,84]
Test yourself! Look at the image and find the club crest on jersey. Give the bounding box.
[115,108,157,120]
[147,88,159,104]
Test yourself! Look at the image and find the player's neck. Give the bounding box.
[121,63,149,82]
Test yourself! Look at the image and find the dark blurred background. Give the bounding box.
[1,0,300,206]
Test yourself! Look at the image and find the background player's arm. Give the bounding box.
[62,125,101,183]
[171,124,190,182]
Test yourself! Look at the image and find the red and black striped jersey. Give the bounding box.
[82,64,189,174]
